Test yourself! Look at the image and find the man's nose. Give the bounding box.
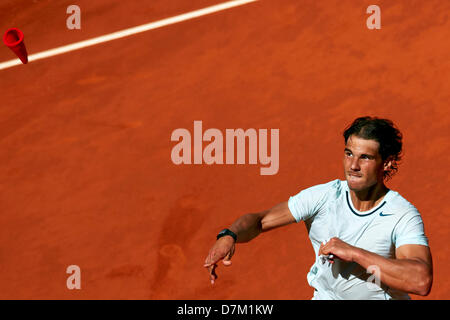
[350,158,360,171]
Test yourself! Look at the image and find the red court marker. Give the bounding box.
[3,28,28,64]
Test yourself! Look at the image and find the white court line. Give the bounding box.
[0,0,258,71]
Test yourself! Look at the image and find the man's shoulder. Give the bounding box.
[288,179,346,222]
[310,179,345,189]
[303,179,346,199]
[385,189,421,217]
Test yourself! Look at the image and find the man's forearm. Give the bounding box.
[352,247,432,296]
[228,212,266,243]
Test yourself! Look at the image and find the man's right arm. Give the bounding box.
[203,201,296,284]
[229,201,296,243]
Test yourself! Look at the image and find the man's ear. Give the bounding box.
[383,157,393,171]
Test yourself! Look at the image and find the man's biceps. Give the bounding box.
[273,201,296,222]
[395,244,431,262]
[261,202,295,230]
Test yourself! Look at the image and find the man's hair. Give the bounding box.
[343,116,403,180]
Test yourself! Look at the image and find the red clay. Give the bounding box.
[0,0,448,299]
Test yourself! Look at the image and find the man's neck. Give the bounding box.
[349,182,389,212]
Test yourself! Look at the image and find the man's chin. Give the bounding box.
[346,177,380,193]
[346,177,366,191]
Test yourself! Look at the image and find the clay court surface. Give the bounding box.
[0,0,449,299]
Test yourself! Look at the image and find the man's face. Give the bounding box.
[343,135,386,192]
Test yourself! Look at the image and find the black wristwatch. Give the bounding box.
[217,229,237,242]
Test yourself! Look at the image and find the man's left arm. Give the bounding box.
[319,238,433,296]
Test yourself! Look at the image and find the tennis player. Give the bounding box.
[203,116,432,299]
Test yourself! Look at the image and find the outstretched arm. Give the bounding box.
[203,201,296,284]
[229,201,296,243]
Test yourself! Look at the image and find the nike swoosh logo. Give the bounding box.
[379,212,394,217]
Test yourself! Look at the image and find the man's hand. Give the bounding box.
[202,202,295,284]
[203,236,236,284]
[318,237,356,263]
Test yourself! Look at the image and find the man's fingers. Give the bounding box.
[209,264,218,284]
[222,259,232,266]
[222,251,233,266]
[319,241,332,255]
[204,251,225,284]
[204,242,236,284]
[204,251,221,267]
[318,243,326,256]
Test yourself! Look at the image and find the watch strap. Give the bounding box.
[216,228,237,242]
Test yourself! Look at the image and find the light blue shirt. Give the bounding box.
[288,179,429,300]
